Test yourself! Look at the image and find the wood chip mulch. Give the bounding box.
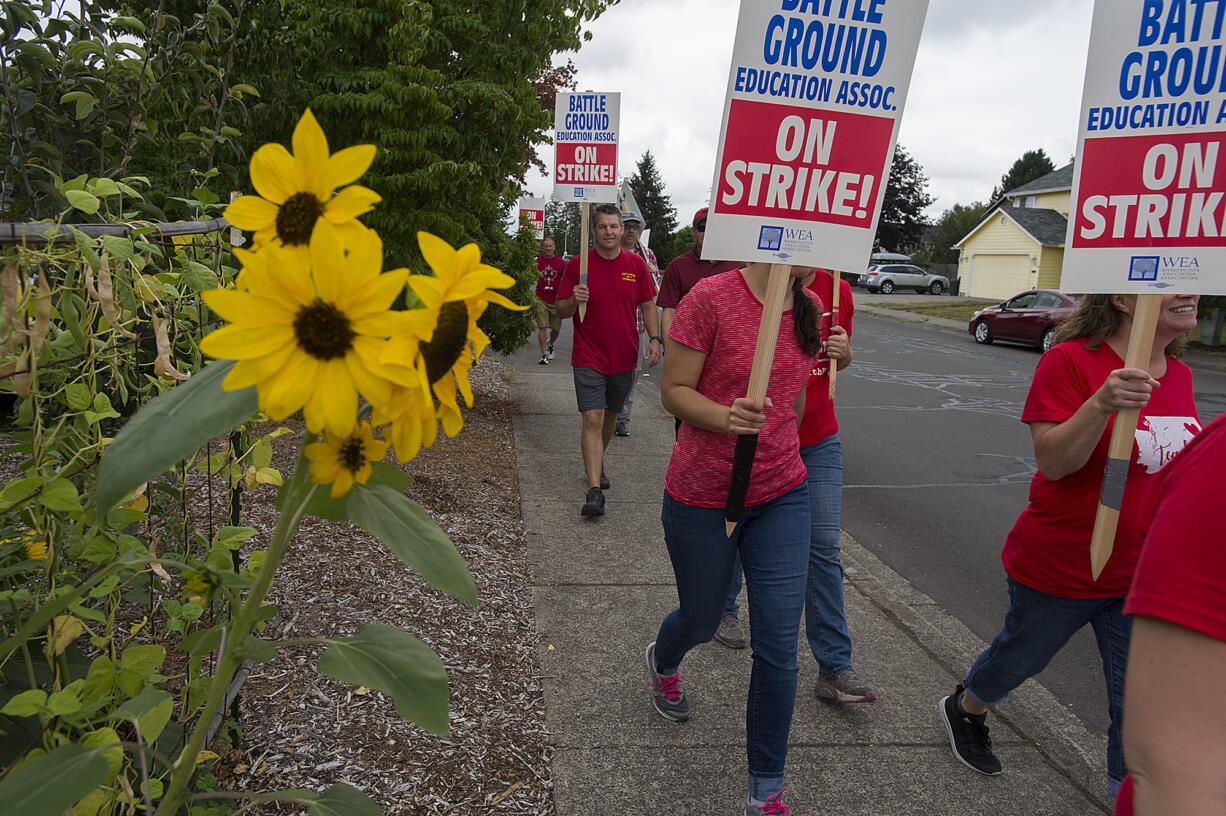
[227,356,554,815]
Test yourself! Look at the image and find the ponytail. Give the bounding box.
[791,275,821,356]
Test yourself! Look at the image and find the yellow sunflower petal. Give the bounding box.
[444,267,519,302]
[330,469,355,499]
[223,195,279,231]
[353,461,374,486]
[202,289,293,325]
[417,232,459,279]
[479,291,530,312]
[308,222,347,304]
[200,324,294,360]
[348,340,394,404]
[347,270,408,321]
[222,347,294,390]
[406,276,447,311]
[293,109,331,197]
[305,360,357,436]
[323,144,377,192]
[331,219,373,252]
[324,185,381,224]
[261,357,319,419]
[249,143,302,204]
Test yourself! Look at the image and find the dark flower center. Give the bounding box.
[419,301,469,384]
[339,437,367,473]
[275,192,325,246]
[293,300,356,361]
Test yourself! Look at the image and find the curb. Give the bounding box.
[839,531,1111,814]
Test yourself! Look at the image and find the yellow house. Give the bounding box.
[955,164,1073,301]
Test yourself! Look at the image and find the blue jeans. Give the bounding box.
[725,437,855,676]
[964,578,1132,792]
[654,484,810,800]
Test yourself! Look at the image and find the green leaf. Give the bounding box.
[215,526,257,550]
[118,644,165,697]
[307,783,383,816]
[0,743,109,816]
[1,476,42,506]
[47,688,82,716]
[110,15,146,34]
[346,485,476,606]
[96,361,258,519]
[111,688,173,742]
[40,478,82,513]
[81,728,123,781]
[65,383,93,411]
[251,440,273,470]
[84,393,120,425]
[99,235,136,263]
[230,83,260,98]
[87,178,122,197]
[191,187,220,205]
[318,624,449,736]
[1,689,47,717]
[65,190,101,215]
[368,461,413,493]
[60,91,99,120]
[81,657,116,704]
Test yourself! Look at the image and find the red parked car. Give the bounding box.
[968,290,1079,353]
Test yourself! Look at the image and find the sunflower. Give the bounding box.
[23,535,47,562]
[383,232,527,437]
[223,109,380,253]
[305,422,389,498]
[200,223,419,437]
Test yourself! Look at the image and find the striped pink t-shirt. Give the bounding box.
[664,270,820,509]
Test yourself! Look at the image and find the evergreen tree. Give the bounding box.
[875,144,934,254]
[991,149,1056,200]
[627,151,677,240]
[232,0,615,352]
[914,202,988,265]
[544,200,583,257]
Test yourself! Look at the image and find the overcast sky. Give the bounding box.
[523,0,1095,225]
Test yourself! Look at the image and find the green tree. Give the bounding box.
[913,201,988,265]
[545,200,583,256]
[875,144,934,254]
[991,148,1056,200]
[627,150,677,242]
[232,0,616,353]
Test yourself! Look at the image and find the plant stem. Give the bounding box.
[159,458,317,815]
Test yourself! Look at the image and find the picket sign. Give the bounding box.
[1064,0,1226,577]
[725,263,793,537]
[578,204,590,322]
[828,270,842,400]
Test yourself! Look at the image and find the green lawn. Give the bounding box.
[874,300,1000,323]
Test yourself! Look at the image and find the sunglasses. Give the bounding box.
[694,221,707,232]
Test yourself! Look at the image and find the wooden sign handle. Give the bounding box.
[1089,294,1162,579]
[828,270,842,400]
[725,262,793,536]
[578,204,590,322]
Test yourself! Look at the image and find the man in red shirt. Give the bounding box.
[535,238,566,365]
[656,207,741,337]
[555,204,661,517]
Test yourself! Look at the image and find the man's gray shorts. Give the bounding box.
[573,367,634,414]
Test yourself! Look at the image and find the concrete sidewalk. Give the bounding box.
[509,333,1110,815]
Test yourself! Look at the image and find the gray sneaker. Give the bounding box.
[713,613,747,649]
[645,642,691,722]
[814,669,878,704]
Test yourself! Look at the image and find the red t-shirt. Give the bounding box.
[798,270,854,448]
[1003,341,1201,598]
[556,248,656,375]
[535,255,566,304]
[656,249,741,310]
[665,270,817,508]
[1113,414,1226,816]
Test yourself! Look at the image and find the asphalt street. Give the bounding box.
[837,313,1226,734]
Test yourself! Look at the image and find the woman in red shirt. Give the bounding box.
[938,293,1201,799]
[647,264,821,816]
[1114,412,1226,816]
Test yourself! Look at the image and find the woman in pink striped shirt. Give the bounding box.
[645,264,821,816]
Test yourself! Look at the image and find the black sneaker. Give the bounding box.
[547,343,555,360]
[939,686,1002,776]
[645,642,691,722]
[581,487,605,517]
[538,354,549,366]
[600,470,610,490]
[615,423,630,437]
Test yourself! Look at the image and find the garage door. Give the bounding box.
[967,255,1032,301]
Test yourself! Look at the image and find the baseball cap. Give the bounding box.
[621,210,644,224]
[693,207,708,227]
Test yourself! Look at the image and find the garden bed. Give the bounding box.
[872,299,999,323]
[223,356,552,815]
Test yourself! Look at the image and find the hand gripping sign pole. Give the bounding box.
[1089,295,1161,579]
[725,262,793,537]
[828,270,842,400]
[708,1,929,534]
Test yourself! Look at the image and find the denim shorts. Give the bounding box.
[573,367,633,413]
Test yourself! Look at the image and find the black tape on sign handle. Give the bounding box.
[724,434,760,527]
[1100,457,1130,511]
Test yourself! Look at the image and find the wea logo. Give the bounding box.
[758,225,784,251]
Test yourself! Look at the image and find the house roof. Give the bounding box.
[1006,163,1075,197]
[954,206,1068,249]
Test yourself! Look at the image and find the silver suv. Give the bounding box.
[860,264,949,295]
